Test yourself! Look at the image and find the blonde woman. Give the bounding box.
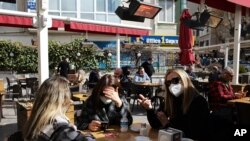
[23,76,94,141]
[138,69,209,141]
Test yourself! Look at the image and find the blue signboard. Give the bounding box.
[27,0,36,10]
[129,36,179,46]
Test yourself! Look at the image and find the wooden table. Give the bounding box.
[82,125,158,141]
[133,82,162,87]
[16,101,75,131]
[228,97,250,105]
[72,93,89,102]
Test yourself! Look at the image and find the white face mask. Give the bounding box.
[168,83,183,97]
[100,96,112,104]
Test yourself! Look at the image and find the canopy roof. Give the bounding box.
[188,0,250,14]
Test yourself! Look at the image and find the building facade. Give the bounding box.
[0,0,179,72]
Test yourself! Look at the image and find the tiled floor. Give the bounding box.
[0,100,148,141]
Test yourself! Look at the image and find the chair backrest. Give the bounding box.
[31,80,39,95]
[26,77,38,88]
[6,77,11,86]
[12,84,22,95]
[235,102,250,126]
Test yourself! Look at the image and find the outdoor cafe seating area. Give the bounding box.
[1,68,250,141]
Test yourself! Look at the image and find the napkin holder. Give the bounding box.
[158,127,182,141]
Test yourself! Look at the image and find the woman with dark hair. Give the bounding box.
[138,69,209,141]
[77,74,132,131]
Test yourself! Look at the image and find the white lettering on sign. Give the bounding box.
[165,39,178,44]
[146,38,161,44]
[234,129,247,136]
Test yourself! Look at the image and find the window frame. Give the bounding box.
[157,0,175,24]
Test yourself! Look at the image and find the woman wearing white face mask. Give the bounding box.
[77,74,132,132]
[138,69,209,141]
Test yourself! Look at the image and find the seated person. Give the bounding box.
[134,66,150,83]
[185,65,197,80]
[209,66,247,111]
[77,74,133,131]
[88,68,101,89]
[23,76,94,141]
[208,66,220,83]
[208,67,247,141]
[138,69,209,141]
[75,69,86,92]
[120,66,132,97]
[133,66,151,97]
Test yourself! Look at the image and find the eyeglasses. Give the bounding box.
[165,77,181,86]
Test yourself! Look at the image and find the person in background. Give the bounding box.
[141,57,155,82]
[75,69,86,92]
[208,66,247,140]
[23,76,95,141]
[113,68,123,80]
[208,66,220,83]
[209,66,247,111]
[185,65,197,80]
[57,57,70,78]
[138,69,209,141]
[120,66,132,98]
[134,66,150,83]
[77,74,132,131]
[88,68,101,89]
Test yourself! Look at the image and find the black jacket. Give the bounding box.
[141,61,155,77]
[147,95,209,141]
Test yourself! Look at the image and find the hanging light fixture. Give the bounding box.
[184,8,223,30]
[115,0,161,22]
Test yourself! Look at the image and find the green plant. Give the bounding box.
[0,39,105,73]
[239,65,247,74]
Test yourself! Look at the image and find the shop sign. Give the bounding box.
[27,0,36,10]
[129,36,179,47]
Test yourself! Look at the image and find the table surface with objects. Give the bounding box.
[81,123,158,141]
[228,97,250,105]
[72,93,89,102]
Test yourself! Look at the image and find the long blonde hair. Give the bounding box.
[23,76,71,140]
[164,69,199,117]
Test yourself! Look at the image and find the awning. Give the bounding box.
[188,0,250,14]
[228,0,250,8]
[0,14,33,28]
[65,21,149,36]
[0,13,149,36]
[51,19,64,30]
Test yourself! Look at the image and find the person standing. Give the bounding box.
[57,57,70,78]
[141,57,155,82]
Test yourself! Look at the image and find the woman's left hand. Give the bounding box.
[103,87,122,107]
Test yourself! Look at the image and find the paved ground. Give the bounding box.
[0,99,148,141]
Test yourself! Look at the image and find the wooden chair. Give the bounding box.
[25,77,38,99]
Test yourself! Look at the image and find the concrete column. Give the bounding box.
[116,34,121,68]
[232,5,242,85]
[224,38,229,67]
[37,0,49,85]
